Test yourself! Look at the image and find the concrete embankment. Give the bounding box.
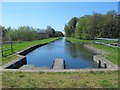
[18,43,47,56]
[84,45,109,55]
[2,55,26,69]
[84,45,118,69]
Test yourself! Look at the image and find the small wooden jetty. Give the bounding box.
[53,58,64,70]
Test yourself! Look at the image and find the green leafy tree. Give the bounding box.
[75,17,86,39]
[64,17,79,37]
[45,26,55,37]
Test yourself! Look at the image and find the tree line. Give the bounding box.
[1,25,64,42]
[64,10,119,40]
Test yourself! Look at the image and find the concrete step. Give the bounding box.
[53,58,64,70]
[19,64,49,70]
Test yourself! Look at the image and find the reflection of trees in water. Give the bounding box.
[65,43,94,59]
[65,44,78,58]
[44,43,54,51]
[44,39,64,51]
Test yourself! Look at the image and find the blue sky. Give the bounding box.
[2,2,118,32]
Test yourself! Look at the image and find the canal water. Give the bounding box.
[26,38,97,69]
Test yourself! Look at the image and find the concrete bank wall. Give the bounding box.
[84,45,118,69]
[18,43,48,56]
[93,55,118,69]
[2,55,26,69]
[84,45,108,55]
[18,38,60,56]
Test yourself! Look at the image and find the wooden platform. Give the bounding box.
[53,58,64,70]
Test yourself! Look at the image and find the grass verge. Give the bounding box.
[66,37,117,44]
[2,71,118,88]
[2,55,19,65]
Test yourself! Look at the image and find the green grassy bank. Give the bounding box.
[66,38,118,65]
[2,71,118,88]
[66,38,117,44]
[1,37,59,65]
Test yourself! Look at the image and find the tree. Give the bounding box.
[64,17,79,37]
[64,24,71,37]
[45,26,55,37]
[68,17,79,37]
[55,31,64,37]
[75,17,86,39]
[65,10,119,40]
[102,10,118,38]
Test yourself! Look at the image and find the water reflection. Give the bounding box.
[26,38,97,69]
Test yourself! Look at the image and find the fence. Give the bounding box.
[0,42,14,57]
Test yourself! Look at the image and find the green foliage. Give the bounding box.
[1,25,64,42]
[64,10,119,40]
[54,31,64,37]
[45,26,56,37]
[75,17,87,39]
[64,17,78,37]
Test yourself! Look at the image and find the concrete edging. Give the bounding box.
[84,45,118,69]
[2,55,26,69]
[1,68,118,72]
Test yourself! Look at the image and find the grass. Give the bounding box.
[66,38,118,65]
[1,37,59,65]
[66,38,93,43]
[2,71,118,88]
[2,55,19,65]
[66,37,118,44]
[2,38,59,56]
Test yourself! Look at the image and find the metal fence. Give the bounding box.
[0,42,14,57]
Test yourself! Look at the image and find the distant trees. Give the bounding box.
[64,10,119,39]
[1,25,64,42]
[55,31,64,37]
[64,17,79,37]
[45,26,55,37]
